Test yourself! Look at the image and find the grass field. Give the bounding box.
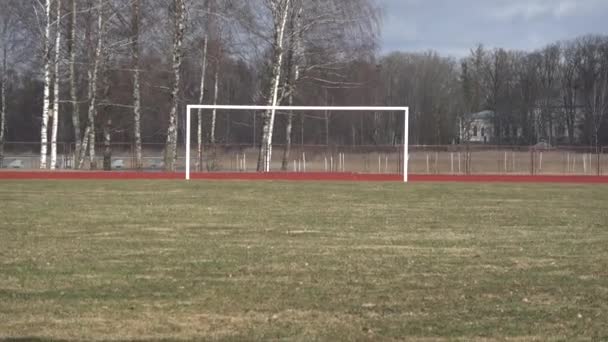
[1,180,607,341]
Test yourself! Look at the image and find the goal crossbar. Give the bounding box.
[185,105,410,182]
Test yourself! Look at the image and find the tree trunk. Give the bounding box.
[50,0,62,170]
[103,119,111,171]
[132,0,143,170]
[210,62,219,145]
[86,0,104,170]
[0,46,5,169]
[281,103,293,171]
[77,125,90,169]
[196,35,208,171]
[257,0,291,172]
[68,0,81,168]
[281,7,302,171]
[164,0,186,171]
[40,0,53,169]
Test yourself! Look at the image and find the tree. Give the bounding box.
[131,0,143,170]
[575,36,608,150]
[560,42,580,145]
[67,0,81,167]
[0,1,22,167]
[257,0,291,172]
[536,44,561,144]
[195,6,209,170]
[83,0,105,170]
[50,0,62,170]
[164,0,186,171]
[39,0,54,169]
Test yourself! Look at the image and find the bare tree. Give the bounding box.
[560,43,579,145]
[257,0,291,172]
[40,0,54,169]
[84,0,105,170]
[67,0,82,167]
[210,59,219,145]
[132,0,143,170]
[196,34,208,171]
[576,36,608,150]
[164,0,186,171]
[50,0,62,170]
[0,42,5,168]
[536,44,561,144]
[0,4,14,168]
[281,6,303,170]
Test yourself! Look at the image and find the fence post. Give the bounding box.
[451,153,454,174]
[530,150,535,175]
[434,152,438,174]
[583,154,587,174]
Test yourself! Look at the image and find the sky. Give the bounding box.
[381,0,608,57]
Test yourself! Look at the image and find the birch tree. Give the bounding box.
[164,0,186,171]
[280,6,303,170]
[40,0,53,169]
[0,5,13,168]
[257,0,291,172]
[67,0,82,167]
[131,0,143,170]
[210,51,220,145]
[84,0,105,170]
[196,34,208,170]
[0,42,5,168]
[50,0,62,170]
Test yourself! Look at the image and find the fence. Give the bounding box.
[1,141,607,176]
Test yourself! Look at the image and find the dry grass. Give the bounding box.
[1,180,607,341]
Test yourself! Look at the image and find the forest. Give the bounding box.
[0,0,607,170]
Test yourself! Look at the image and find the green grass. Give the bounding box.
[0,180,607,341]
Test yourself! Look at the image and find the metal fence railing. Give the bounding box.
[1,142,607,176]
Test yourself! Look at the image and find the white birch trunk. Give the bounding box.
[50,0,62,170]
[257,0,291,172]
[281,7,303,170]
[68,0,81,168]
[0,48,5,169]
[103,119,111,170]
[0,38,6,168]
[77,125,90,169]
[132,0,143,170]
[210,63,219,145]
[164,0,186,171]
[87,0,104,170]
[40,0,53,169]
[196,35,208,171]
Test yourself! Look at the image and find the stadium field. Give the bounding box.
[1,180,607,341]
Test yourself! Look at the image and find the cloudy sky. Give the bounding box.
[381,0,608,57]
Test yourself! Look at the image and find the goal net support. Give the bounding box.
[185,105,410,182]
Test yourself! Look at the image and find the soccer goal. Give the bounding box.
[185,105,410,182]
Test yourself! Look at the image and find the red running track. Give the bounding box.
[1,171,608,183]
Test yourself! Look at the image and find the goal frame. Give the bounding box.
[185,105,410,182]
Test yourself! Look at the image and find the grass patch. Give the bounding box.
[1,180,607,341]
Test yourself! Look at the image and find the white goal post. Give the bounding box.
[185,105,410,182]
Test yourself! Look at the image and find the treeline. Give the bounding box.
[0,0,607,170]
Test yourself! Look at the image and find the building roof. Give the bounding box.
[469,110,494,121]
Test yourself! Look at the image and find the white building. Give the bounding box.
[460,110,494,144]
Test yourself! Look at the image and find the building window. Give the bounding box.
[473,126,478,137]
[481,127,485,137]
